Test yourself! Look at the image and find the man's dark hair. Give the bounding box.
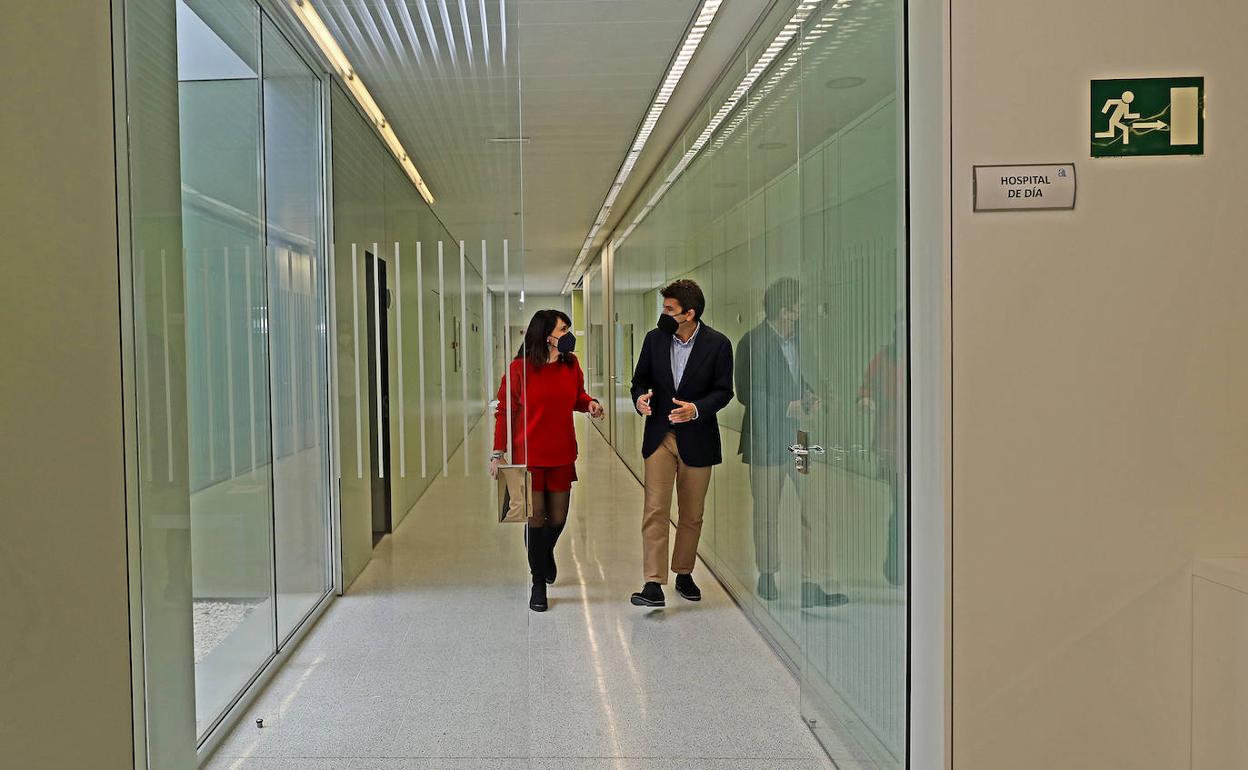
[660,279,706,321]
[762,277,800,320]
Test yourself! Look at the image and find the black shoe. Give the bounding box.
[801,582,849,609]
[674,573,701,602]
[529,581,548,612]
[757,572,779,601]
[630,582,665,607]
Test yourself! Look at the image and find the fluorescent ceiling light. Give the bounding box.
[607,0,844,256]
[290,0,435,205]
[561,0,724,293]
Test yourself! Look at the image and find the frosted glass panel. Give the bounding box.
[605,0,908,766]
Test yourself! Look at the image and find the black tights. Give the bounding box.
[527,489,570,584]
[527,489,570,530]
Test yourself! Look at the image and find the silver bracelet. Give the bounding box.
[490,451,505,461]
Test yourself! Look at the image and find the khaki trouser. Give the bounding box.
[642,431,712,584]
[749,461,818,583]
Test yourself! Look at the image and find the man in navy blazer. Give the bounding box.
[629,279,734,607]
[737,278,849,608]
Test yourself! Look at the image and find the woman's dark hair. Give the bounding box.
[660,279,705,321]
[516,309,574,370]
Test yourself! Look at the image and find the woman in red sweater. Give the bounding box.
[490,309,603,612]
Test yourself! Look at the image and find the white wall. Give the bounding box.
[949,1,1248,768]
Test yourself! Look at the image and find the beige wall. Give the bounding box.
[950,1,1248,768]
[0,2,135,768]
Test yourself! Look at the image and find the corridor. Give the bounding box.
[203,420,853,770]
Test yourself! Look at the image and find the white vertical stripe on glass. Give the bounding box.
[481,240,489,410]
[162,250,174,483]
[373,243,384,479]
[438,241,449,477]
[139,250,153,479]
[245,246,257,471]
[417,242,428,478]
[503,240,512,459]
[459,240,469,475]
[328,243,341,479]
[395,242,406,478]
[223,247,236,477]
[287,250,299,456]
[351,243,363,479]
[203,252,216,483]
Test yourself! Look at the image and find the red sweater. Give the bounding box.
[493,355,594,467]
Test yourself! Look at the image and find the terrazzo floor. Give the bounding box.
[202,421,857,770]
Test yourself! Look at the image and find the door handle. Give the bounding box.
[790,436,826,475]
[788,444,826,456]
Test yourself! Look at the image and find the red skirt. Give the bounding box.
[529,463,577,492]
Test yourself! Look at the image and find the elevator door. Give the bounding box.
[366,252,392,544]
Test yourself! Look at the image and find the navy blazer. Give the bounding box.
[735,321,812,465]
[630,323,734,467]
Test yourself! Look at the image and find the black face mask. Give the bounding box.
[556,332,576,354]
[657,313,680,335]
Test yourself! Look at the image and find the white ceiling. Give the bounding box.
[315,0,771,292]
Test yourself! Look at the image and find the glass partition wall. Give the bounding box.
[127,0,528,762]
[180,0,334,740]
[599,0,907,766]
[128,0,336,747]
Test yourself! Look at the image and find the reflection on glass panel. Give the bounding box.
[176,0,275,739]
[795,0,905,764]
[127,0,199,763]
[606,0,907,766]
[261,15,333,643]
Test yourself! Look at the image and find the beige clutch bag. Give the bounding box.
[496,465,530,524]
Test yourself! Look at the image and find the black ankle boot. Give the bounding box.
[530,581,548,612]
[526,526,549,610]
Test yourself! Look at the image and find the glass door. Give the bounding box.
[260,12,334,645]
[795,0,907,767]
[175,0,276,738]
[173,0,336,741]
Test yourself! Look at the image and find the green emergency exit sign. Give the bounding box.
[1091,77,1204,157]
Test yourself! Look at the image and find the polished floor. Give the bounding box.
[204,420,846,770]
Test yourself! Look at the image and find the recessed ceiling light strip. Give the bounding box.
[606,0,839,255]
[562,0,724,292]
[290,0,436,205]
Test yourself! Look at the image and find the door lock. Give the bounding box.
[788,430,825,474]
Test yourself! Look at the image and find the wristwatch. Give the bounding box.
[490,450,505,461]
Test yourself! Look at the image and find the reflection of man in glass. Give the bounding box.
[858,324,902,586]
[736,279,849,608]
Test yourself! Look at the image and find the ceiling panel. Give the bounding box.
[317,0,703,291]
